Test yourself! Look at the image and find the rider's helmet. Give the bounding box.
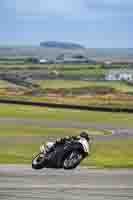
[80,131,90,142]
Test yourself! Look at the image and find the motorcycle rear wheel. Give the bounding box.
[32,153,46,170]
[63,151,82,170]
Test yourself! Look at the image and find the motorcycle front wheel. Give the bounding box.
[63,151,82,170]
[32,153,46,170]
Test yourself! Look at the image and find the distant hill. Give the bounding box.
[40,41,85,49]
[0,46,132,62]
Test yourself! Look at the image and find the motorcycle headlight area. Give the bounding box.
[40,145,45,152]
[46,142,54,148]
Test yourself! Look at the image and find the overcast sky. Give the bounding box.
[0,0,131,47]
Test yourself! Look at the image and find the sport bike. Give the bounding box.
[32,138,89,170]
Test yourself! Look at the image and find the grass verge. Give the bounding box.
[0,124,110,136]
[0,137,133,168]
[0,103,133,126]
[81,138,133,168]
[34,80,133,93]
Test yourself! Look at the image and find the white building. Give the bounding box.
[39,59,48,64]
[105,70,133,81]
[118,73,132,81]
[104,61,112,65]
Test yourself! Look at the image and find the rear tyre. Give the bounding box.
[32,153,46,170]
[63,151,82,170]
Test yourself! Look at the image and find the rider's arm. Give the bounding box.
[55,136,78,144]
[63,136,79,142]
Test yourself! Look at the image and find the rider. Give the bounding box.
[40,131,92,157]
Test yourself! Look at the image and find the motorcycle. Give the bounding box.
[32,138,89,170]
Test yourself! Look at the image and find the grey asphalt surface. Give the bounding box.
[0,117,132,131]
[0,165,133,200]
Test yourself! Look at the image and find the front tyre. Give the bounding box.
[63,151,82,170]
[32,153,46,170]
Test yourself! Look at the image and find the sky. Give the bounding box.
[0,0,132,48]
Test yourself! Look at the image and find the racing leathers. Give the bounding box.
[42,136,91,157]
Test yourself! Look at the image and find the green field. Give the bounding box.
[0,80,18,88]
[0,63,97,70]
[82,138,133,168]
[62,68,106,76]
[0,140,38,164]
[0,123,110,136]
[35,80,94,89]
[0,103,133,167]
[1,79,133,109]
[0,121,109,164]
[0,64,50,71]
[0,80,28,90]
[0,104,133,126]
[0,63,130,79]
[1,79,133,96]
[53,64,100,69]
[0,63,98,68]
[35,80,133,93]
[0,64,107,77]
[0,137,133,168]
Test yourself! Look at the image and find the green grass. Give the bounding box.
[0,123,109,165]
[54,64,101,69]
[0,80,27,90]
[81,138,133,168]
[0,103,132,167]
[0,64,99,71]
[0,104,132,126]
[0,80,18,88]
[97,81,133,93]
[62,68,106,76]
[0,123,110,136]
[0,63,99,69]
[0,141,38,164]
[1,137,133,168]
[35,80,94,89]
[34,80,133,93]
[0,64,49,69]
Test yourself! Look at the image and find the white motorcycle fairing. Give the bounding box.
[40,142,54,153]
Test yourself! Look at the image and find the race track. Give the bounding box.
[0,118,133,138]
[0,165,133,200]
[0,118,133,199]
